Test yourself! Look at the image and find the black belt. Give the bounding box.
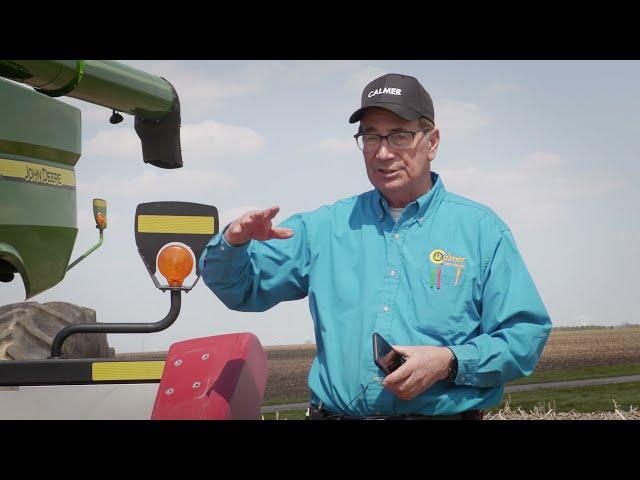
[307,405,483,421]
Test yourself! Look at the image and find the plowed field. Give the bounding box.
[263,327,640,403]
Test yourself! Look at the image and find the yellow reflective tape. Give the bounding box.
[93,199,106,207]
[92,361,165,381]
[137,215,215,234]
[0,158,75,188]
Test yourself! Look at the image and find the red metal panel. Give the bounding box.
[151,333,267,420]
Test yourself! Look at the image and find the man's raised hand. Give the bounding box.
[224,206,294,246]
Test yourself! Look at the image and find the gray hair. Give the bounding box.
[419,117,435,130]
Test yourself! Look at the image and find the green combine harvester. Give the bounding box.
[0,60,181,299]
[0,60,268,419]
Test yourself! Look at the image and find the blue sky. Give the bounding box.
[2,60,639,352]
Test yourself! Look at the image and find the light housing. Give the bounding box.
[93,198,107,229]
[134,201,219,292]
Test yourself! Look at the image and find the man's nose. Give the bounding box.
[375,141,395,160]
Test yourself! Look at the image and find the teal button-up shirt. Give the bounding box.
[199,172,552,415]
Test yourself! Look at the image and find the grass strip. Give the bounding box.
[496,381,640,413]
[507,364,640,385]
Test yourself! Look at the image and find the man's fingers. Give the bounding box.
[392,345,412,357]
[235,212,257,231]
[264,205,280,220]
[387,372,419,400]
[237,208,273,230]
[397,372,416,392]
[245,210,266,223]
[270,227,294,239]
[228,221,243,233]
[228,206,285,243]
[383,364,411,386]
[244,206,280,225]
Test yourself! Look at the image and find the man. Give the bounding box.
[199,73,552,420]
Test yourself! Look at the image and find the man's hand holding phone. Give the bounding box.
[373,333,454,401]
[373,332,406,374]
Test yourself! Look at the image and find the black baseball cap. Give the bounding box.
[349,73,434,124]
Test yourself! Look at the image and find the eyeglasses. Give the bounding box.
[354,128,432,152]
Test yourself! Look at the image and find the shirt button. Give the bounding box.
[383,306,390,312]
[394,234,400,240]
[220,245,225,251]
[389,270,396,277]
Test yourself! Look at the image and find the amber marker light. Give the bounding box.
[93,198,107,229]
[157,244,194,287]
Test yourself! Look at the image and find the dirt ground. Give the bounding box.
[262,327,640,403]
[533,327,640,372]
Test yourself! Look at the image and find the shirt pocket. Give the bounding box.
[408,264,479,344]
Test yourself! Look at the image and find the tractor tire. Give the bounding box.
[0,301,115,360]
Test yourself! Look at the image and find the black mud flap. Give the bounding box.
[134,78,183,169]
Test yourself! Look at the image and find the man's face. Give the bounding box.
[360,107,439,207]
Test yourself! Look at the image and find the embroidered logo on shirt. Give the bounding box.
[429,249,466,266]
[428,249,467,288]
[429,249,445,264]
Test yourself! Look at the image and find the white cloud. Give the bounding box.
[553,172,628,199]
[181,121,265,159]
[83,120,265,163]
[175,65,279,108]
[436,101,492,135]
[484,82,523,96]
[78,168,236,199]
[61,96,114,124]
[522,152,564,170]
[274,61,370,87]
[122,60,285,109]
[439,165,569,227]
[438,152,629,229]
[347,65,388,91]
[249,61,388,91]
[315,137,356,153]
[84,128,140,158]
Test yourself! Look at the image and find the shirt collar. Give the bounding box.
[372,172,446,225]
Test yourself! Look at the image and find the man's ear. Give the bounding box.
[428,128,440,161]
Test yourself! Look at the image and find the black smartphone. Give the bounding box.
[373,332,406,375]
